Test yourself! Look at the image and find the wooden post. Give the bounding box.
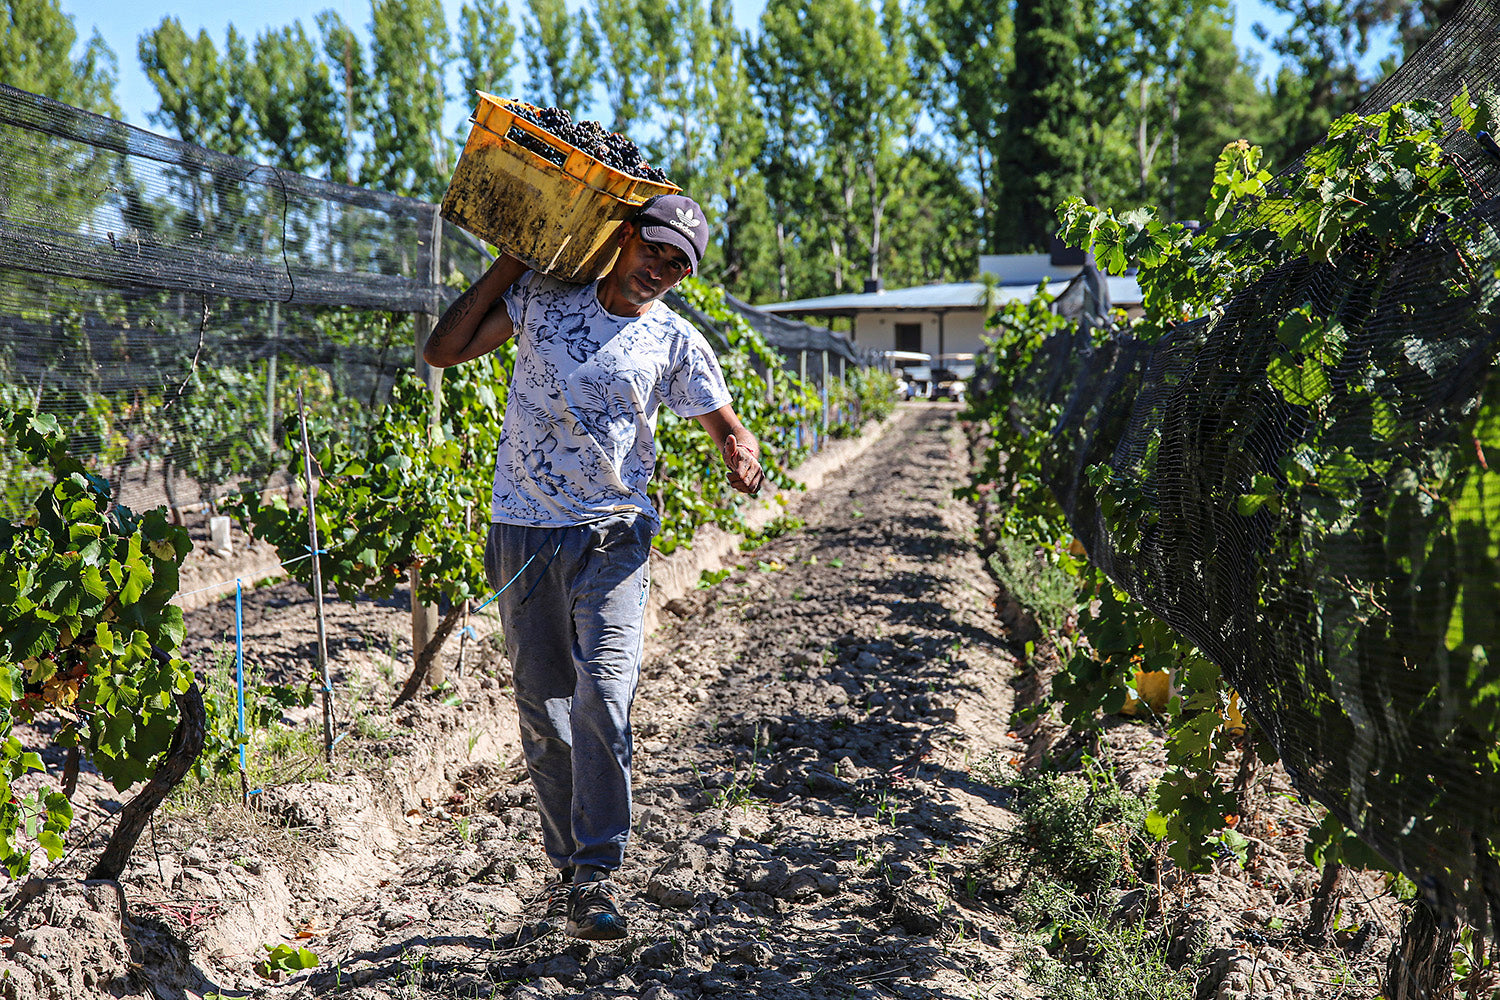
[266,302,278,442]
[839,354,847,423]
[412,206,443,688]
[297,389,335,762]
[820,349,830,436]
[455,505,472,678]
[798,350,809,450]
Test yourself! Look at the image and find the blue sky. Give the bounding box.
[59,0,1339,131]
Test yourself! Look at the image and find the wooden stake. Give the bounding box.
[297,389,335,763]
[455,505,472,678]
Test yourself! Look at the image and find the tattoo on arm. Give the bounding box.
[430,281,487,348]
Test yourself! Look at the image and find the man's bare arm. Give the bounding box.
[423,255,531,367]
[695,405,766,496]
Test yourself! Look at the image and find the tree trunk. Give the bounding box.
[865,158,884,284]
[1232,734,1259,821]
[775,219,788,301]
[88,677,206,882]
[1138,76,1150,196]
[1384,897,1456,1000]
[1305,859,1345,942]
[393,601,468,708]
[61,747,80,800]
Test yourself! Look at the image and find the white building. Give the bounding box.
[756,251,1143,360]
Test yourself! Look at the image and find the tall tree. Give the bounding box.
[881,148,979,287]
[751,0,919,295]
[648,0,717,187]
[592,0,672,132]
[1252,0,1378,164]
[846,0,920,286]
[912,0,1011,254]
[315,10,370,185]
[139,20,255,159]
[244,24,344,176]
[1253,0,1464,165]
[521,0,600,115]
[748,0,816,299]
[1,0,118,114]
[0,0,122,293]
[1165,3,1272,216]
[695,0,771,295]
[457,0,518,109]
[365,0,453,199]
[1077,0,1270,221]
[994,0,1090,251]
[1346,0,1462,59]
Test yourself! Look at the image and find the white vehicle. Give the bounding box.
[882,350,932,400]
[931,353,976,401]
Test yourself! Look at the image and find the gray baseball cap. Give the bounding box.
[633,194,709,273]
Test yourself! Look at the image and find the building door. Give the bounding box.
[894,323,922,354]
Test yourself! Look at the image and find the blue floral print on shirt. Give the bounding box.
[491,272,732,526]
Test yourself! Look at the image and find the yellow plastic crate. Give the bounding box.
[439,93,680,283]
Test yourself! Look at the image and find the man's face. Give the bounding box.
[609,225,693,306]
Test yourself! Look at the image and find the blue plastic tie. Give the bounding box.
[470,526,560,614]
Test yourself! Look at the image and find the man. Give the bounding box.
[422,193,764,940]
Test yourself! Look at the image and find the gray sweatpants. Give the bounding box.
[484,514,653,872]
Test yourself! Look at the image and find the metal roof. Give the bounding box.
[758,276,1143,316]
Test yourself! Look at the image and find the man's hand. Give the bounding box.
[720,433,765,496]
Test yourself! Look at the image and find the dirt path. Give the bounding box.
[0,402,1402,999]
[260,402,1029,999]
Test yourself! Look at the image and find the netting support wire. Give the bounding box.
[297,388,336,764]
[838,355,846,426]
[236,579,249,809]
[161,294,210,412]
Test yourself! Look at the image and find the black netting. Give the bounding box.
[722,292,877,366]
[0,83,492,518]
[0,80,866,520]
[1014,0,1500,930]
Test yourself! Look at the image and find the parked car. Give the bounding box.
[930,353,976,401]
[882,350,932,400]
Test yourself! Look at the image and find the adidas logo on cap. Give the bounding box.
[634,193,709,271]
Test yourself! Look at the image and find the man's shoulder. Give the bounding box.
[525,272,592,300]
[640,301,700,341]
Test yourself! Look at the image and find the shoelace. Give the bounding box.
[544,879,571,920]
[571,879,619,913]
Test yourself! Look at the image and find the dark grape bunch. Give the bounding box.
[505,103,670,184]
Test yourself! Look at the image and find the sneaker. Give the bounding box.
[566,871,628,941]
[537,868,573,933]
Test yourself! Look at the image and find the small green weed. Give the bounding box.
[255,943,319,981]
[698,567,733,588]
[987,533,1080,634]
[1021,883,1196,1000]
[168,723,332,814]
[739,514,805,551]
[197,644,314,779]
[980,756,1150,901]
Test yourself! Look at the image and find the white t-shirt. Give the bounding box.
[491,272,732,527]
